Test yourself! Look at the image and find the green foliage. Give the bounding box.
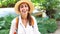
[32,0,60,18]
[36,17,57,34]
[0,0,20,7]
[0,14,16,30]
[0,17,4,21]
[3,14,16,29]
[32,0,60,9]
[53,9,60,20]
[0,29,9,34]
[0,21,5,30]
[0,14,16,34]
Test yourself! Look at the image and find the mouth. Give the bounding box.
[22,10,26,13]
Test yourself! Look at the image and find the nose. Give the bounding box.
[23,7,26,11]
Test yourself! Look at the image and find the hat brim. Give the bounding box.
[14,0,34,14]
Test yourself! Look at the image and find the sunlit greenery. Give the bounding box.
[0,14,16,34]
[0,0,20,7]
[32,0,60,18]
[36,17,57,34]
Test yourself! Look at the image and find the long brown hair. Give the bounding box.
[27,13,34,26]
[18,2,34,26]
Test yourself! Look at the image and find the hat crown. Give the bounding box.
[21,0,31,1]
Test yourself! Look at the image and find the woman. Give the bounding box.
[9,0,41,34]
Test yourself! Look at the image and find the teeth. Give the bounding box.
[22,11,26,13]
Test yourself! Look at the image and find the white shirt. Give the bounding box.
[9,15,41,34]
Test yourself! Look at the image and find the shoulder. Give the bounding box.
[31,15,37,25]
[31,16,35,19]
[31,15,36,21]
[11,17,18,24]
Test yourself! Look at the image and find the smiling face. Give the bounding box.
[18,2,30,18]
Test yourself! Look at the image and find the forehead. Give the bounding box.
[20,2,29,6]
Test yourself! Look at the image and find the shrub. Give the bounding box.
[36,17,57,34]
[0,21,5,30]
[0,0,20,7]
[0,29,9,34]
[4,14,17,29]
[0,14,16,34]
[0,17,4,21]
[54,11,60,20]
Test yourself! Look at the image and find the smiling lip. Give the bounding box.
[22,10,26,13]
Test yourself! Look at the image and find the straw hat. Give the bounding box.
[14,0,34,14]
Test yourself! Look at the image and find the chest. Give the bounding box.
[17,23,34,34]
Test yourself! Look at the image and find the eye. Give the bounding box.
[20,5,23,8]
[25,5,28,7]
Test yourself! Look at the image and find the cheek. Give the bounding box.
[26,7,29,11]
[20,8,22,11]
[20,8,22,13]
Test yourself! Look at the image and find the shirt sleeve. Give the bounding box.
[9,18,16,34]
[32,16,41,34]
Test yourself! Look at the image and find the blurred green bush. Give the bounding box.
[0,29,9,34]
[0,14,16,30]
[0,14,16,34]
[53,10,60,20]
[0,0,19,7]
[36,17,57,34]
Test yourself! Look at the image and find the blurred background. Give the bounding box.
[0,0,60,34]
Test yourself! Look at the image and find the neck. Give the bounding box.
[21,16,27,20]
[21,15,28,28]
